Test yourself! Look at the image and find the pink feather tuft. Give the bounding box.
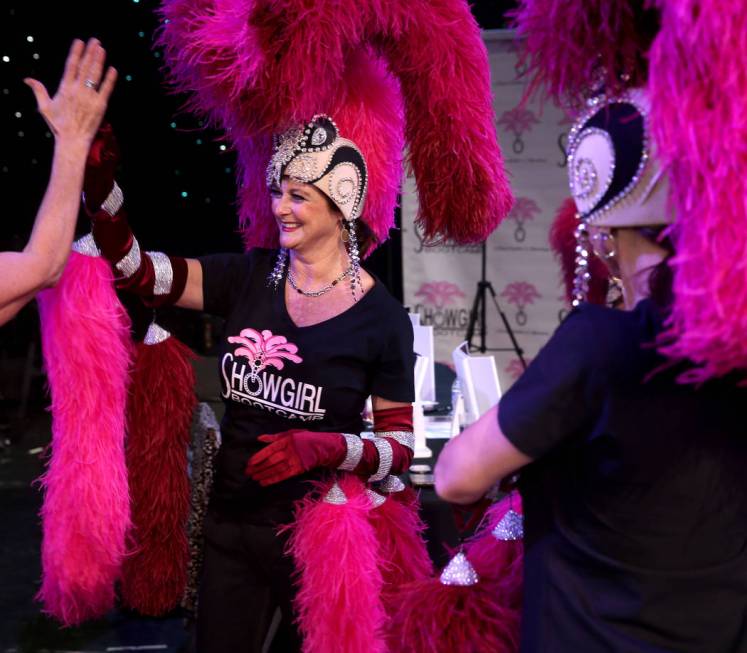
[157,0,511,246]
[549,198,610,305]
[648,0,747,381]
[284,475,386,653]
[511,0,659,106]
[369,487,433,611]
[234,50,404,251]
[121,335,196,616]
[464,497,523,640]
[36,253,132,625]
[386,567,519,653]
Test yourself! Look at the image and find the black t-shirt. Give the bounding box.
[499,300,747,653]
[199,249,415,522]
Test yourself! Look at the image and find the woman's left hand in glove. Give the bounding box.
[245,430,347,486]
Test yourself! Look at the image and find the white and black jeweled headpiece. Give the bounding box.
[567,88,674,305]
[266,114,368,223]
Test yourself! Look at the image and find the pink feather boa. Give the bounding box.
[36,252,132,625]
[157,0,510,246]
[121,335,196,616]
[649,0,747,381]
[369,487,433,612]
[284,474,386,653]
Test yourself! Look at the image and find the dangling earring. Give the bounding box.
[571,218,591,307]
[345,220,361,301]
[340,223,350,243]
[267,247,288,289]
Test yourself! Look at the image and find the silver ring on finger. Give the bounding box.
[84,79,98,90]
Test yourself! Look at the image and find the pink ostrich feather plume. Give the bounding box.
[464,496,524,642]
[36,253,132,625]
[510,0,660,106]
[284,474,386,653]
[158,0,511,246]
[386,565,519,653]
[369,487,433,612]
[121,335,196,616]
[648,0,747,381]
[235,49,404,251]
[379,0,513,243]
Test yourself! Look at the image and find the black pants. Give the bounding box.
[195,507,302,653]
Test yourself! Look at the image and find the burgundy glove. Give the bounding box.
[83,122,119,214]
[245,430,347,486]
[81,125,188,307]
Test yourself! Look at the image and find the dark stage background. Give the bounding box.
[0,1,515,650]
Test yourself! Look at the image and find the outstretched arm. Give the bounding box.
[434,404,532,505]
[0,39,116,326]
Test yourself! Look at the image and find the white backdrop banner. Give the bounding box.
[402,30,571,392]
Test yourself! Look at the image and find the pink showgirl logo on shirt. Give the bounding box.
[228,328,303,382]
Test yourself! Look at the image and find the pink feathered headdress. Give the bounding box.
[157,0,512,249]
[514,0,747,380]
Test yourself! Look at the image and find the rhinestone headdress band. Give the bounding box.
[266,114,368,223]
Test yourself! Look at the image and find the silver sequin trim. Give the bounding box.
[115,237,141,278]
[368,438,393,482]
[377,475,406,493]
[101,181,124,216]
[492,509,524,541]
[72,233,100,257]
[367,488,387,508]
[324,482,347,505]
[143,322,171,345]
[146,251,173,296]
[338,434,364,471]
[376,430,415,451]
[440,552,479,586]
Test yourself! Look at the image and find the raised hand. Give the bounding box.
[24,38,117,148]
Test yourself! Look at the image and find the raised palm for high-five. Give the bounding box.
[24,38,117,148]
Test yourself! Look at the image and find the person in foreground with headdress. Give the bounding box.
[36,0,512,650]
[435,1,747,651]
[0,39,115,326]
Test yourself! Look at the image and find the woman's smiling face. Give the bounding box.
[270,176,341,253]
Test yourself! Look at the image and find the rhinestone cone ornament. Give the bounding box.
[492,509,524,541]
[323,482,347,505]
[143,322,171,345]
[439,551,479,586]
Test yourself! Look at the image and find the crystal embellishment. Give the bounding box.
[440,552,479,586]
[492,509,524,541]
[324,482,347,505]
[72,233,101,257]
[367,488,387,508]
[311,126,327,146]
[377,475,406,493]
[143,322,171,346]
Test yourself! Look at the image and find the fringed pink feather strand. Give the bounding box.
[121,332,196,616]
[648,0,747,381]
[379,0,512,243]
[549,198,609,305]
[36,252,132,625]
[235,50,404,251]
[284,475,386,653]
[510,0,659,106]
[386,561,518,653]
[369,487,433,611]
[464,497,523,647]
[157,0,511,246]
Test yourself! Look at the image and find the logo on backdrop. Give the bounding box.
[413,281,471,335]
[500,282,542,327]
[221,328,326,421]
[497,107,539,155]
[508,197,541,243]
[412,223,482,255]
